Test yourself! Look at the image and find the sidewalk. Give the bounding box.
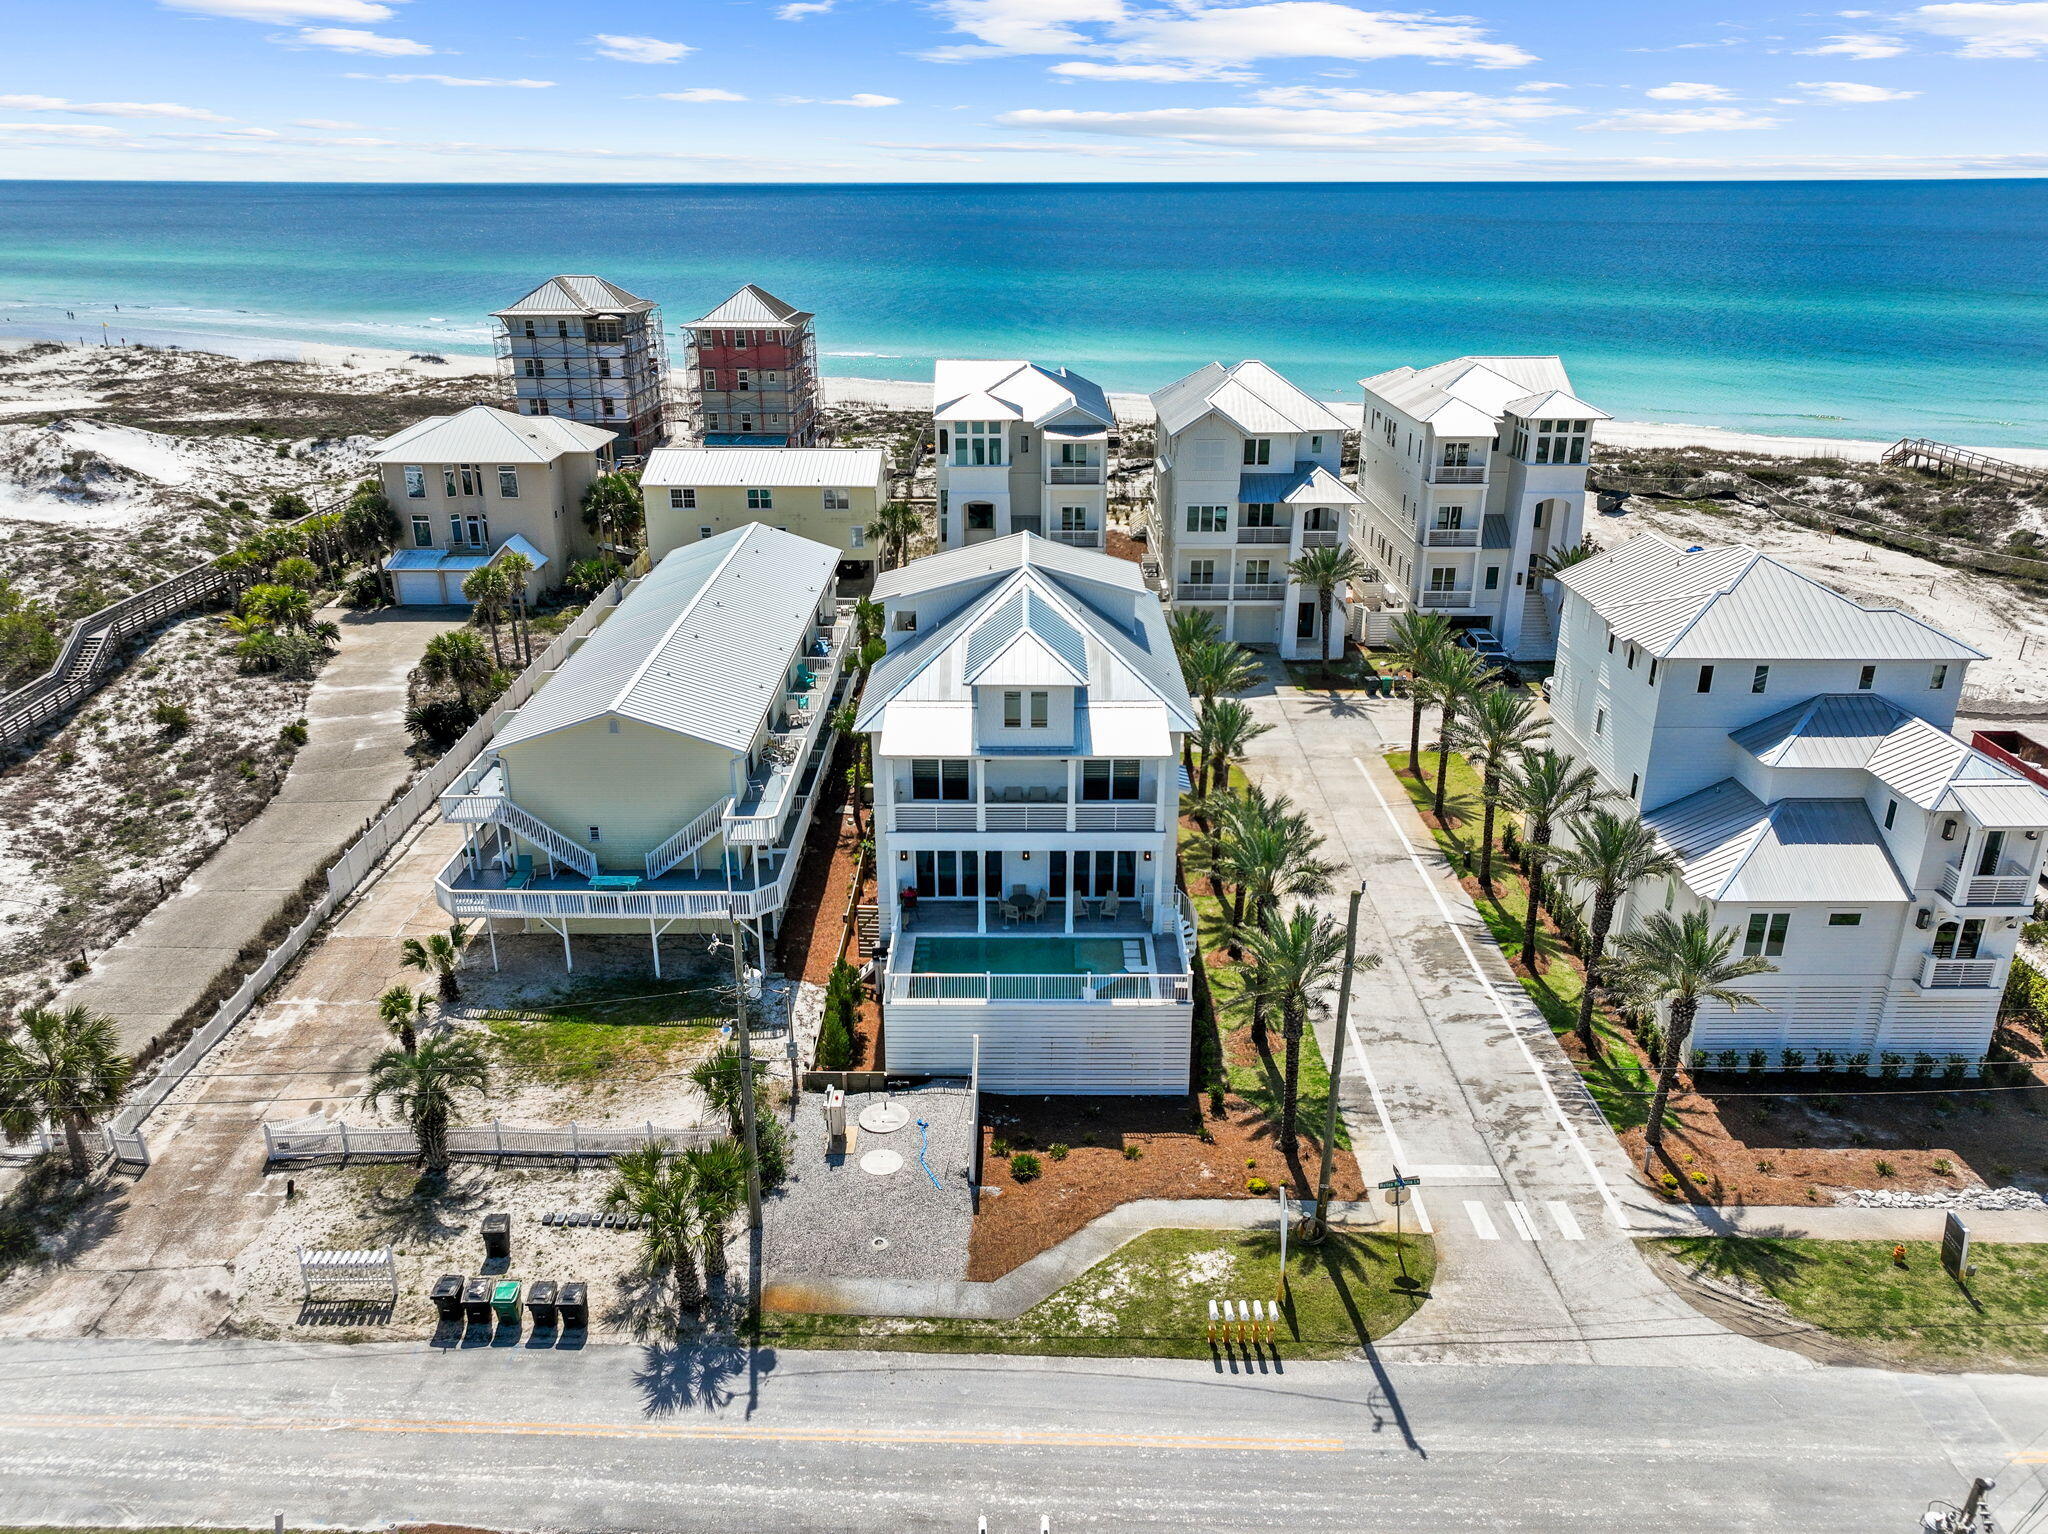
[61,606,461,1053]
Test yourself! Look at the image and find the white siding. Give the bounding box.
[886,1002,1192,1093]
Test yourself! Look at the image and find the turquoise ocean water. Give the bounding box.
[0,179,2043,445]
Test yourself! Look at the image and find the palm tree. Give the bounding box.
[684,1138,751,1292]
[1384,609,1454,777]
[1286,545,1368,676]
[690,1042,766,1137]
[1167,607,1220,659]
[1241,906,1368,1158]
[420,630,495,710]
[1197,697,1269,797]
[362,1032,490,1177]
[1450,684,1547,891]
[377,984,424,1054]
[582,469,644,553]
[399,922,471,1003]
[1179,638,1261,784]
[605,1143,702,1320]
[461,565,511,667]
[242,582,315,631]
[1610,911,1773,1157]
[1418,643,1490,822]
[1529,537,1600,583]
[0,1005,133,1178]
[566,556,623,600]
[864,501,924,572]
[1500,750,1610,967]
[495,551,535,665]
[1543,809,1681,1056]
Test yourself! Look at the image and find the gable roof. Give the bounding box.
[1557,533,1986,662]
[490,523,835,754]
[641,446,886,489]
[871,531,1146,601]
[493,275,655,318]
[933,360,1112,429]
[1238,462,1366,506]
[372,405,615,464]
[1644,780,1911,903]
[685,284,812,328]
[1361,355,1605,438]
[1506,387,1610,421]
[1150,360,1347,438]
[960,586,1090,686]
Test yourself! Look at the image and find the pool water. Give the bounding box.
[910,936,1138,975]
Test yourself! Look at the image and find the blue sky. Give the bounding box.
[4,0,2046,180]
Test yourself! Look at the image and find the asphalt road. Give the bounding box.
[2,1337,2042,1532]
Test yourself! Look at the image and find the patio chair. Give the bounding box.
[1101,888,1122,922]
[1000,786,1023,803]
[1025,785,1050,804]
[1023,889,1048,923]
[999,898,1022,927]
[505,854,534,890]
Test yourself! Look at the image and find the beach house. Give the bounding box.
[857,534,1199,1093]
[1146,361,1358,660]
[639,446,892,589]
[433,523,850,974]
[933,360,1115,551]
[492,275,672,457]
[1549,532,2048,1068]
[679,285,822,447]
[1353,356,1608,661]
[370,405,615,606]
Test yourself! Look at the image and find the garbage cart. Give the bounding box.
[482,1212,511,1261]
[491,1279,522,1326]
[526,1280,559,1328]
[462,1277,491,1325]
[558,1281,588,1330]
[430,1273,465,1321]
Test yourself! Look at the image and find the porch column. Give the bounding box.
[486,916,499,971]
[649,916,662,978]
[975,759,987,834]
[1065,852,1076,934]
[1066,758,1078,832]
[560,921,573,972]
[977,849,987,934]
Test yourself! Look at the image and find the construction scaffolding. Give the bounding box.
[679,283,823,447]
[492,274,676,458]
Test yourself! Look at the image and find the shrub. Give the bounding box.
[267,490,312,520]
[405,697,477,749]
[278,717,308,747]
[1123,1144,1143,1161]
[151,700,190,734]
[1874,1159,1896,1178]
[1779,1048,1806,1073]
[1814,1049,1838,1075]
[1009,1152,1042,1182]
[1941,1055,1970,1087]
[991,1137,1012,1160]
[814,959,862,1072]
[1911,1052,1937,1081]
[1932,1158,1953,1175]
[1207,1087,1225,1117]
[1659,1172,1679,1192]
[1846,1052,1870,1076]
[1879,1051,1904,1081]
[1048,1143,1069,1161]
[1245,1176,1270,1195]
[1756,1158,1775,1173]
[1715,1049,1740,1072]
[1196,1125,1215,1145]
[274,556,320,591]
[1747,1049,1769,1072]
[343,567,389,609]
[753,1114,792,1192]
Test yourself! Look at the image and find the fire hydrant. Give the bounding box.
[1892,1243,1909,1268]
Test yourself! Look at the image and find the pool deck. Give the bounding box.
[896,899,1155,937]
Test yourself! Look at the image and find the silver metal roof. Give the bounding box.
[871,532,1146,601]
[1360,356,1583,438]
[1644,780,1911,903]
[490,523,836,754]
[1732,693,1906,769]
[1237,463,1365,506]
[493,274,656,318]
[932,360,1113,429]
[1940,781,2048,825]
[372,405,615,465]
[685,284,811,328]
[642,446,886,489]
[1150,360,1347,439]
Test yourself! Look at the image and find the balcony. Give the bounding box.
[1299,529,1341,548]
[1237,527,1291,545]
[1425,527,1479,547]
[1919,952,2000,989]
[1047,527,1103,548]
[1048,466,1103,485]
[1431,465,1487,486]
[1421,588,1475,610]
[1937,859,2036,908]
[1231,582,1285,601]
[893,791,1159,834]
[1176,581,1226,602]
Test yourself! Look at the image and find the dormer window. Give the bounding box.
[1003,690,1049,729]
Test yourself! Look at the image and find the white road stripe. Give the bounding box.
[1503,1200,1537,1241]
[1464,1200,1500,1240]
[1547,1201,1585,1241]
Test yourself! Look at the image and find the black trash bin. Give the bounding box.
[481,1212,511,1261]
[430,1273,466,1321]
[526,1280,559,1328]
[462,1276,492,1324]
[558,1281,588,1330]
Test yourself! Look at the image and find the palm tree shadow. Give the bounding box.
[357,1163,489,1245]
[1662,1231,1816,1293]
[634,1334,767,1415]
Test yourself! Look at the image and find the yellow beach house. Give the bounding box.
[639,445,892,589]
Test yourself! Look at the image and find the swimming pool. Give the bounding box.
[909,936,1139,975]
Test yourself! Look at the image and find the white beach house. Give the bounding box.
[1354,356,1609,661]
[434,522,849,974]
[1550,532,2048,1067]
[371,405,615,607]
[933,360,1115,551]
[857,534,1199,1094]
[1147,361,1358,660]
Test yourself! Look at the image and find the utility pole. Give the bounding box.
[1307,884,1363,1241]
[729,912,762,1230]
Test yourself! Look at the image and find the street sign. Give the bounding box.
[1377,1175,1422,1191]
[1942,1211,1972,1282]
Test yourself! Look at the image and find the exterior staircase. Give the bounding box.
[644,796,733,879]
[1517,586,1556,659]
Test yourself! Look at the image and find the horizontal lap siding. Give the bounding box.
[1694,978,1997,1060]
[886,1002,1192,1094]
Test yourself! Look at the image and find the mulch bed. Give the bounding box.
[1104,528,1148,567]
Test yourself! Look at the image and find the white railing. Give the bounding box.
[894,800,1157,833]
[1048,528,1103,547]
[1048,467,1103,485]
[264,1118,722,1163]
[1073,804,1158,832]
[1920,953,1999,989]
[491,798,597,877]
[1432,466,1487,485]
[895,802,979,832]
[721,623,849,848]
[1422,589,1474,608]
[984,804,1071,831]
[1175,582,1226,601]
[645,796,734,879]
[1425,527,1479,547]
[1232,583,1285,601]
[885,971,1193,1003]
[1938,860,2035,908]
[1299,529,1341,547]
[1236,528,1290,545]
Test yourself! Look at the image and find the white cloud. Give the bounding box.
[1645,81,1733,100]
[1050,60,1253,80]
[997,104,1538,148]
[352,72,554,86]
[1516,80,1569,91]
[162,0,393,19]
[1582,106,1781,133]
[1797,79,1919,100]
[285,26,432,52]
[1908,1,2048,56]
[778,1,836,17]
[589,33,693,63]
[0,94,232,121]
[0,122,132,139]
[1839,9,1873,15]
[871,137,1247,158]
[925,0,1123,58]
[1251,85,1578,124]
[1803,32,1908,57]
[658,88,748,101]
[291,117,362,127]
[831,93,901,106]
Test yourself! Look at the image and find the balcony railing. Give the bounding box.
[1047,527,1102,547]
[893,799,1158,833]
[1425,527,1479,547]
[1421,589,1474,609]
[884,970,1192,1004]
[1937,859,2036,908]
[1920,952,2000,989]
[1236,527,1290,545]
[1176,581,1225,601]
[1047,466,1103,485]
[1431,466,1487,485]
[1232,582,1285,601]
[1299,529,1341,547]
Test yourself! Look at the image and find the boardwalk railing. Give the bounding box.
[1882,438,2048,489]
[263,1118,723,1163]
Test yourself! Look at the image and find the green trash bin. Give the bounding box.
[491,1279,522,1325]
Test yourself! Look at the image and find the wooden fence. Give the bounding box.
[263,1118,722,1164]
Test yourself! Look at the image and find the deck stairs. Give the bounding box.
[644,797,733,880]
[442,765,596,877]
[64,632,108,681]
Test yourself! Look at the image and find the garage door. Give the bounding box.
[1231,605,1279,645]
[393,571,445,606]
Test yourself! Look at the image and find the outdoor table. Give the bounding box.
[588,874,643,891]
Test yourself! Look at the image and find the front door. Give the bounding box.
[1976,829,2007,876]
[1296,601,1316,639]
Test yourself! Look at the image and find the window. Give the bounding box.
[410,516,432,548]
[597,359,612,379]
[737,369,751,392]
[1058,442,1093,465]
[403,465,426,499]
[1528,419,1590,466]
[698,526,713,541]
[670,487,697,510]
[1310,435,1324,454]
[894,610,917,632]
[1648,658,1659,686]
[1931,664,1949,689]
[1751,664,1770,694]
[1533,501,1546,528]
[1441,442,1474,467]
[1243,503,1278,528]
[909,759,970,801]
[702,370,717,390]
[1884,798,1898,830]
[447,515,464,546]
[1607,632,1615,653]
[1858,664,1876,691]
[497,466,519,498]
[601,398,616,418]
[588,826,602,843]
[965,502,996,530]
[1697,664,1715,693]
[913,850,987,899]
[1428,566,1457,592]
[1743,911,1790,958]
[1186,505,1228,533]
[1828,912,1863,927]
[1187,558,1217,587]
[1243,438,1272,466]
[443,466,457,497]
[1060,505,1088,532]
[1434,506,1465,529]
[1934,918,1984,960]
[1001,690,1049,729]
[531,398,549,415]
[1055,849,1137,899]
[588,320,620,344]
[1242,558,1271,585]
[445,464,481,497]
[1484,566,1500,590]
[949,420,1004,467]
[521,320,537,339]
[1594,707,1606,736]
[1630,773,1640,799]
[850,525,865,548]
[521,358,545,378]
[747,488,773,511]
[1081,759,1141,801]
[463,514,488,547]
[822,487,850,511]
[1625,644,1636,671]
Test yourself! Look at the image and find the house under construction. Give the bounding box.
[493,274,674,458]
[680,284,822,447]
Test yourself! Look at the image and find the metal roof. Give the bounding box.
[493,275,656,318]
[871,532,1145,601]
[685,284,811,329]
[490,523,836,754]
[961,588,1089,685]
[1644,780,1911,903]
[1237,463,1365,506]
[1481,514,1512,550]
[1361,356,1583,438]
[932,360,1113,429]
[1505,387,1610,422]
[1732,693,1906,769]
[1939,781,2048,825]
[372,405,615,465]
[1558,533,1986,662]
[1150,360,1347,438]
[384,548,492,573]
[642,446,887,489]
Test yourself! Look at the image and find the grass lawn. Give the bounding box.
[1383,749,1660,1137]
[1654,1236,2048,1368]
[760,1226,1433,1360]
[481,974,725,1088]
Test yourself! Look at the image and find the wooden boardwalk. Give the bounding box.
[1881,436,2047,488]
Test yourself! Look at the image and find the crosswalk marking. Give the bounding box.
[1503,1200,1537,1241]
[1546,1201,1584,1241]
[1463,1200,1499,1240]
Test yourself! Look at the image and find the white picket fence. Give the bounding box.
[263,1118,723,1164]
